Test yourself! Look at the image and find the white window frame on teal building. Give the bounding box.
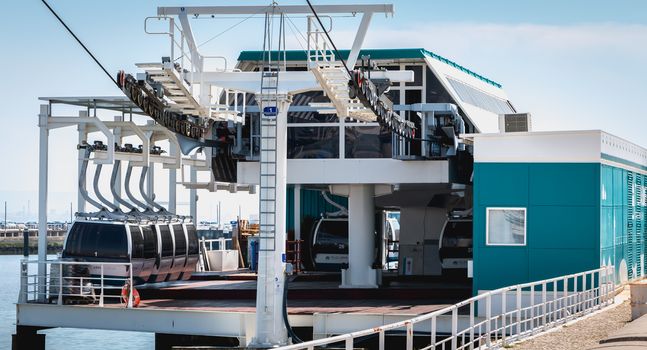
[486,207,527,246]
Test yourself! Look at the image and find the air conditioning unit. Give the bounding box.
[498,113,532,133]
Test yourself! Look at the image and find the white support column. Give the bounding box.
[77,111,87,214]
[341,184,377,288]
[254,98,291,347]
[189,154,198,222]
[148,162,155,204]
[37,104,49,302]
[168,141,178,214]
[345,12,373,69]
[294,184,301,241]
[113,116,123,208]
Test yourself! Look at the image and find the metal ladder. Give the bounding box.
[257,12,285,253]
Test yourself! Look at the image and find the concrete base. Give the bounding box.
[155,333,239,350]
[340,267,378,289]
[12,326,45,350]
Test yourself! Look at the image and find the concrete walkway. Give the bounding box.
[508,297,631,350]
[591,312,647,349]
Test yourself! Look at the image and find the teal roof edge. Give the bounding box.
[237,48,502,88]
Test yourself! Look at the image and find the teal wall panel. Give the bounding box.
[528,249,596,282]
[529,164,599,206]
[528,206,598,249]
[476,163,529,206]
[475,161,647,293]
[473,162,600,293]
[285,186,348,232]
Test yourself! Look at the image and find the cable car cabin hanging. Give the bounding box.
[62,219,150,285]
[148,222,175,283]
[438,213,473,273]
[166,222,200,281]
[63,218,199,286]
[179,223,200,281]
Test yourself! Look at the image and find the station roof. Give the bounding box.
[237,48,502,88]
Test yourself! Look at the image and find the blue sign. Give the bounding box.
[263,106,277,117]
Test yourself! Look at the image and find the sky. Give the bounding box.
[0,0,645,222]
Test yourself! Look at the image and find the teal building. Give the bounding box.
[469,130,647,294]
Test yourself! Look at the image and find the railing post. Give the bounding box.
[99,264,104,307]
[516,287,522,337]
[469,302,474,350]
[407,322,414,350]
[573,276,578,317]
[611,266,615,304]
[127,263,133,308]
[379,329,385,350]
[431,315,437,348]
[19,260,28,303]
[552,280,558,325]
[57,262,63,305]
[532,285,538,334]
[485,296,491,347]
[541,282,547,329]
[501,290,507,346]
[562,276,568,322]
[345,338,353,350]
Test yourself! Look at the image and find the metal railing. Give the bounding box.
[19,259,135,308]
[202,237,233,251]
[278,266,616,350]
[306,16,336,63]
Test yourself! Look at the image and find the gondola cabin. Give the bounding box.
[148,222,174,283]
[438,215,473,273]
[167,222,187,281]
[310,218,349,271]
[62,219,147,284]
[179,223,199,280]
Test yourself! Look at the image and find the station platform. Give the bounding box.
[137,276,472,302]
[15,273,474,347]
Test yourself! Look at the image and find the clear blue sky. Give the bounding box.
[0,0,645,221]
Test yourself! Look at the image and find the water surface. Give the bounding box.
[0,255,154,349]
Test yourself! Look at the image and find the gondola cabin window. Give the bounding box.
[486,208,526,246]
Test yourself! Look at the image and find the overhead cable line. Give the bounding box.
[41,0,119,87]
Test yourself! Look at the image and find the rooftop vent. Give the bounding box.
[499,113,532,133]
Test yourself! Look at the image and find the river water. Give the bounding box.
[0,255,154,349]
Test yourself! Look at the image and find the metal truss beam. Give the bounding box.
[158,4,394,16]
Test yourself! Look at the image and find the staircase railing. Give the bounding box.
[278,266,616,350]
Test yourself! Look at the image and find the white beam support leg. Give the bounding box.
[189,155,198,222]
[113,116,123,208]
[254,98,291,347]
[168,142,178,214]
[341,184,377,288]
[345,12,373,69]
[77,111,87,214]
[37,104,50,302]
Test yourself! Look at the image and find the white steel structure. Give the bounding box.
[28,3,415,348]
[148,4,412,346]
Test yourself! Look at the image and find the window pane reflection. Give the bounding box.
[288,127,339,159]
[345,126,392,158]
[487,208,526,245]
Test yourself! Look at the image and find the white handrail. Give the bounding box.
[202,237,232,251]
[278,266,616,350]
[19,259,135,308]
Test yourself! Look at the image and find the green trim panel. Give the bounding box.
[237,48,502,88]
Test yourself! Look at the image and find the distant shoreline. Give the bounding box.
[0,240,63,255]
